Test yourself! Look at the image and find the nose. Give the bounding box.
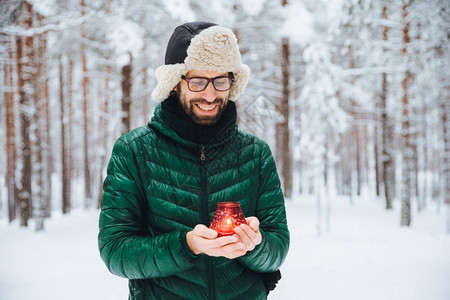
[201,83,216,102]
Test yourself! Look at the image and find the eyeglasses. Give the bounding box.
[181,74,234,92]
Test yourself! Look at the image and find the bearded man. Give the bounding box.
[98,22,289,300]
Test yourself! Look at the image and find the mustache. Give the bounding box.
[191,99,224,106]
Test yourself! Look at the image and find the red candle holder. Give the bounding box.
[210,202,247,236]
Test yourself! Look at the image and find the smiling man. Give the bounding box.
[98,22,290,300]
[176,70,232,125]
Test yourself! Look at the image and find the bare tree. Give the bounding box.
[443,95,450,234]
[59,54,71,214]
[34,18,50,231]
[67,56,74,207]
[279,0,292,198]
[80,0,91,206]
[121,56,132,135]
[381,4,395,210]
[4,35,17,223]
[400,2,412,226]
[141,44,149,122]
[16,2,34,227]
[96,0,112,208]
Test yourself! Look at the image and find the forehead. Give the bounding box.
[186,70,229,78]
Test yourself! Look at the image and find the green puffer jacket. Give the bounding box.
[98,104,289,300]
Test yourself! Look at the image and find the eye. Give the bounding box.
[190,78,206,87]
[214,78,229,87]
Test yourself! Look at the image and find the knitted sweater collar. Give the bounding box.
[160,94,237,145]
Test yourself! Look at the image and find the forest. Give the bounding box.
[0,0,449,233]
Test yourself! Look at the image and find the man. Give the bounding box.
[98,21,289,300]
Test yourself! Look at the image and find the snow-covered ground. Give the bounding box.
[1,196,449,300]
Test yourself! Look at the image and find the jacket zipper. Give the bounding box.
[200,145,206,161]
[199,146,216,300]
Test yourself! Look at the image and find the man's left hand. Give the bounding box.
[233,217,262,252]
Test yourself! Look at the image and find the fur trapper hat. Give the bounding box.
[151,22,250,101]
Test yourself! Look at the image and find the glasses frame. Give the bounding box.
[181,73,234,92]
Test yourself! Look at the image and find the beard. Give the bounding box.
[176,87,229,126]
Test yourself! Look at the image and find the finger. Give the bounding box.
[210,242,246,259]
[233,226,250,242]
[245,217,260,232]
[243,223,262,245]
[193,224,218,239]
[210,235,239,249]
[237,224,262,248]
[224,247,247,259]
[238,224,258,239]
[234,226,255,251]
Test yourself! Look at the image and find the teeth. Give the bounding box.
[197,104,216,111]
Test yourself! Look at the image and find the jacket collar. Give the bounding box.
[148,94,238,149]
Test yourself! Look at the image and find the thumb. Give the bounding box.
[193,224,218,239]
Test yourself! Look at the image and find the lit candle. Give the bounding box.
[210,202,246,236]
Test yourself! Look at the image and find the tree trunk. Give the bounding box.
[348,44,361,198]
[59,55,71,214]
[67,57,74,188]
[232,4,242,126]
[441,87,450,233]
[280,36,292,198]
[80,0,91,206]
[96,68,111,208]
[413,23,424,210]
[42,30,52,219]
[341,132,352,198]
[17,2,34,227]
[121,58,133,135]
[418,98,427,211]
[381,71,395,210]
[96,0,111,209]
[4,36,17,223]
[142,46,149,122]
[354,121,362,196]
[401,3,412,227]
[275,0,293,199]
[34,25,48,232]
[411,104,419,204]
[381,5,395,210]
[374,119,381,198]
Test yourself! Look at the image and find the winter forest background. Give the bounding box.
[2,0,449,232]
[0,0,449,299]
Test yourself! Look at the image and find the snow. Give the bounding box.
[271,197,450,300]
[1,196,449,300]
[0,209,127,300]
[29,0,56,17]
[108,19,144,66]
[163,0,195,22]
[279,2,314,45]
[240,0,265,17]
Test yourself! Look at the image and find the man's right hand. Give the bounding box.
[186,224,247,259]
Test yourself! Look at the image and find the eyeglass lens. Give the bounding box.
[186,76,232,92]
